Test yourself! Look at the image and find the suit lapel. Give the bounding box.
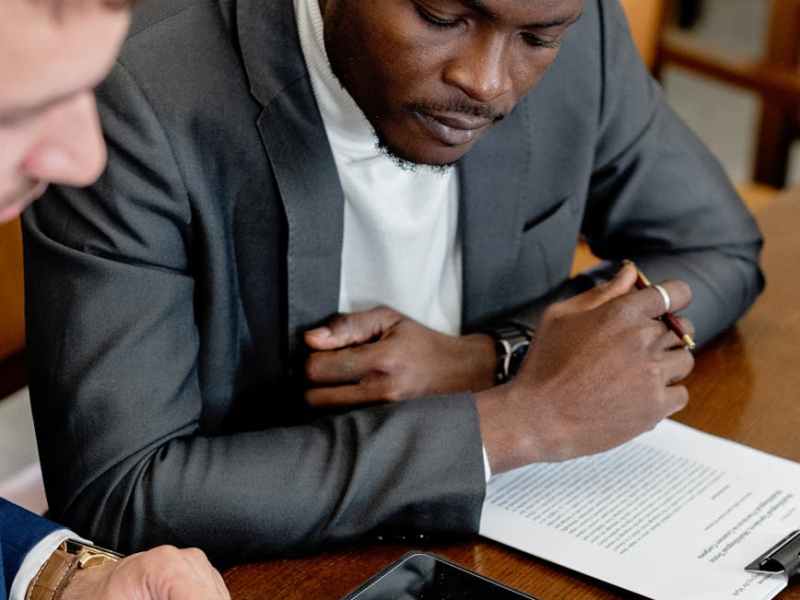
[256,88,344,360]
[236,0,536,342]
[459,103,533,328]
[237,0,344,360]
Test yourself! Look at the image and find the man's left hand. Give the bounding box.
[304,307,495,407]
[57,546,230,600]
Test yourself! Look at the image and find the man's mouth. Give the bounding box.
[412,110,494,147]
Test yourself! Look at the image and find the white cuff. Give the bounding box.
[9,530,91,600]
[482,445,493,483]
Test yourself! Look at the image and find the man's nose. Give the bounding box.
[442,34,514,104]
[23,92,108,188]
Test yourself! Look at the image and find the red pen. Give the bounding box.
[625,260,697,351]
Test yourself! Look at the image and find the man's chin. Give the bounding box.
[375,136,469,172]
[0,182,48,224]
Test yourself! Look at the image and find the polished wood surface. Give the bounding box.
[224,189,800,599]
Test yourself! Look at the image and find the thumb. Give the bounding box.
[563,262,638,313]
[304,307,403,350]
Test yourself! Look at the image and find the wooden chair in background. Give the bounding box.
[574,0,789,274]
[620,0,668,71]
[752,0,800,189]
[622,0,795,202]
[661,0,800,190]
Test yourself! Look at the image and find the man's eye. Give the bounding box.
[415,5,460,28]
[521,33,561,49]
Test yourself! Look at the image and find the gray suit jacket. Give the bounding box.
[23,0,763,563]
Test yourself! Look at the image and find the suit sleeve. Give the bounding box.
[0,499,61,596]
[581,0,764,345]
[22,63,485,564]
[505,0,764,346]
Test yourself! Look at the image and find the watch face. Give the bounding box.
[64,540,123,559]
[508,342,530,377]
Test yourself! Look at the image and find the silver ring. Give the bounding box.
[653,284,671,312]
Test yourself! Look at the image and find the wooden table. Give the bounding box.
[224,190,800,599]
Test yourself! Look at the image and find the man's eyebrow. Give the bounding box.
[528,11,583,29]
[0,88,83,126]
[460,0,583,29]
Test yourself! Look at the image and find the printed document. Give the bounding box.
[481,420,800,599]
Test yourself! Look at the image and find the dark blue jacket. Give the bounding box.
[0,498,60,600]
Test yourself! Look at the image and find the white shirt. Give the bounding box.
[9,529,83,600]
[294,0,492,483]
[294,0,462,337]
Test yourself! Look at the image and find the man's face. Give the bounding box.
[321,0,583,166]
[0,0,129,223]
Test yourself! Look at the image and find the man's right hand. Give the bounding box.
[476,263,696,474]
[58,545,230,600]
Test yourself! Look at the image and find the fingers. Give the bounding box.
[120,546,229,600]
[659,347,695,386]
[555,262,638,314]
[306,383,376,408]
[629,279,693,319]
[164,547,230,600]
[580,261,639,309]
[663,384,690,415]
[306,368,408,406]
[656,317,696,351]
[180,548,230,600]
[305,307,402,350]
[169,582,228,600]
[306,344,379,384]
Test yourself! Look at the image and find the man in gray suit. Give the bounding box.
[23,0,763,564]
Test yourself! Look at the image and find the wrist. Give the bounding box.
[459,333,496,392]
[27,541,122,600]
[481,324,535,384]
[56,563,115,600]
[475,384,541,474]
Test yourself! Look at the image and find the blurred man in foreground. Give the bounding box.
[0,0,229,598]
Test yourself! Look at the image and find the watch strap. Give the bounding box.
[26,541,123,600]
[25,548,80,600]
[485,323,535,383]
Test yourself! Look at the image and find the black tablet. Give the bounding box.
[341,551,539,599]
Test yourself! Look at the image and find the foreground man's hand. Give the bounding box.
[304,307,496,406]
[476,263,696,474]
[59,546,230,600]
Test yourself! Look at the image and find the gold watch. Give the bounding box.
[26,540,123,600]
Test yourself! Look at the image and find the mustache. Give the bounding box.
[407,99,506,122]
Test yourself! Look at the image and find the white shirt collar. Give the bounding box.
[295,0,382,159]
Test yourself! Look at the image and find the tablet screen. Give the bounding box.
[346,552,536,599]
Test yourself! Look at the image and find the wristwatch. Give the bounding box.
[487,324,535,384]
[26,540,123,600]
